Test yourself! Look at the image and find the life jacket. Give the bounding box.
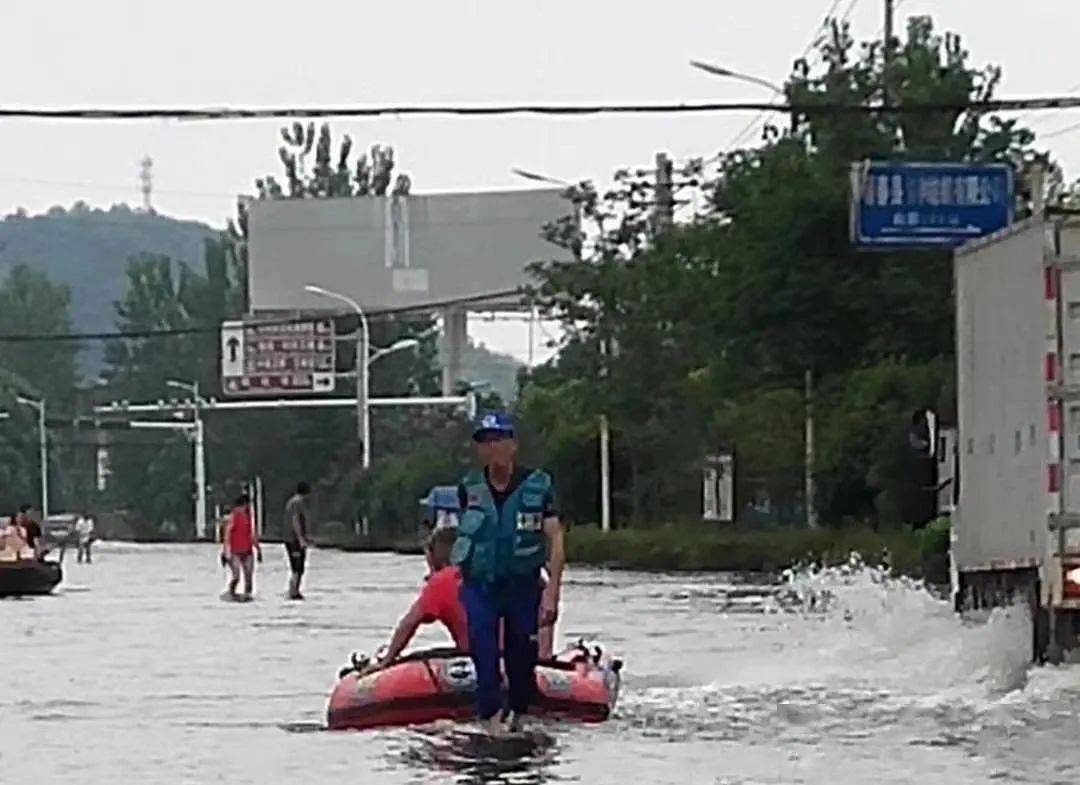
[451,468,550,584]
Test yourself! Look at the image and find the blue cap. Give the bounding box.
[472,411,516,441]
[422,486,461,512]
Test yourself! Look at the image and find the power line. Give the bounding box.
[727,0,862,150]
[1042,118,1080,140]
[1024,82,1080,129]
[0,175,239,200]
[0,97,1078,122]
[0,289,520,344]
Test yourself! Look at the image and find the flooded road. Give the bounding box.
[3,543,1080,784]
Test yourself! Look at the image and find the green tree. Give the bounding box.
[0,266,80,511]
[0,265,79,409]
[523,14,1041,527]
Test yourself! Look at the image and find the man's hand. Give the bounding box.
[539,584,560,627]
[356,661,383,679]
[255,546,263,563]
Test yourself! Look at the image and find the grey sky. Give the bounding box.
[3,0,1079,362]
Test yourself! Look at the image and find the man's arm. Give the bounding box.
[540,516,565,626]
[252,512,263,558]
[371,602,425,671]
[291,507,308,548]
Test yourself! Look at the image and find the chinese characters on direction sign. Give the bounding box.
[851,162,1013,249]
[220,318,336,397]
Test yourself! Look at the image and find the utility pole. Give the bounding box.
[17,396,48,519]
[805,369,818,528]
[129,414,207,540]
[194,413,207,540]
[653,152,674,235]
[599,413,611,532]
[883,0,895,103]
[139,155,153,213]
[165,379,208,539]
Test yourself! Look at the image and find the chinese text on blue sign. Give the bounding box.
[850,162,1013,249]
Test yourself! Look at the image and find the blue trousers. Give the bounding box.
[460,574,541,720]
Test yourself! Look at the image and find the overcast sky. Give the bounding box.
[3,0,1079,363]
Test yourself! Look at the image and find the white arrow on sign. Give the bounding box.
[220,321,245,377]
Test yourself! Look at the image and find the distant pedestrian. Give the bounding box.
[223,494,261,600]
[283,482,312,600]
[75,515,95,564]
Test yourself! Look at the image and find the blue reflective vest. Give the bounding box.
[450,468,551,584]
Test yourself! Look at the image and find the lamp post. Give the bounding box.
[304,285,423,469]
[305,284,371,468]
[166,379,207,540]
[688,60,785,95]
[16,396,47,519]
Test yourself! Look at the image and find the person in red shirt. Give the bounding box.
[359,527,559,676]
[362,527,468,674]
[222,493,261,600]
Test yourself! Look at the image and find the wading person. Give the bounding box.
[283,482,312,600]
[75,514,95,564]
[223,494,261,600]
[452,412,565,735]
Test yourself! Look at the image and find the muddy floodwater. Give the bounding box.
[3,543,1080,784]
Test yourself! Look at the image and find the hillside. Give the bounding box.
[0,203,216,373]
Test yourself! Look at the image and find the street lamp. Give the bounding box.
[304,286,425,469]
[511,168,570,187]
[166,379,208,540]
[370,337,420,364]
[15,396,47,519]
[689,60,785,95]
[304,284,372,470]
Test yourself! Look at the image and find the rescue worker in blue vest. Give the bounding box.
[452,411,565,735]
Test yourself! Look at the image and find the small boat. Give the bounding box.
[327,644,622,731]
[0,559,62,597]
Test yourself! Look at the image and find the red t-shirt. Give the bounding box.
[227,507,255,554]
[414,567,469,651]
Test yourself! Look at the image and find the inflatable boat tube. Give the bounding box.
[327,645,621,731]
[0,559,62,597]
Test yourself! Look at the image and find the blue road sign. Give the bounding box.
[850,161,1014,249]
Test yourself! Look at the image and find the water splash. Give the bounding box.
[772,555,1034,695]
[617,556,1047,751]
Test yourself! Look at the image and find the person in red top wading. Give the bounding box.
[361,527,468,674]
[222,493,261,600]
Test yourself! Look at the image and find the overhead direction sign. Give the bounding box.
[850,161,1014,249]
[220,319,335,397]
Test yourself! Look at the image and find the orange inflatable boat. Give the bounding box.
[327,644,622,731]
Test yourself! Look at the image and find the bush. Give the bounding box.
[566,522,929,577]
[914,516,951,558]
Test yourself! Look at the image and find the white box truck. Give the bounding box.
[954,210,1080,661]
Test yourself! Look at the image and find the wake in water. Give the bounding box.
[773,556,1033,695]
[618,557,1058,751]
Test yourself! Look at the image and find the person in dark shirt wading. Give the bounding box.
[283,482,312,600]
[452,412,565,735]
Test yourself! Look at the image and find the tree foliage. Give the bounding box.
[99,126,446,536]
[521,15,1042,527]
